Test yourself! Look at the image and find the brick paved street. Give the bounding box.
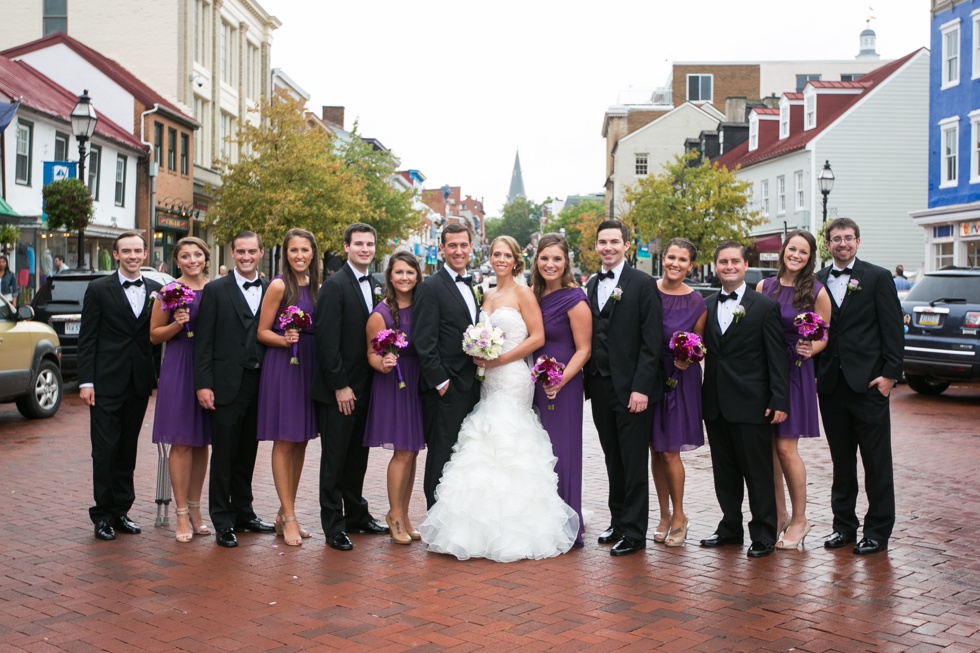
[1,383,979,652]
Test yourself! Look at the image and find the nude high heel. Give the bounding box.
[187,501,211,536]
[776,521,812,550]
[174,507,193,543]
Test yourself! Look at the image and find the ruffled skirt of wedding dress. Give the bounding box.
[420,391,580,563]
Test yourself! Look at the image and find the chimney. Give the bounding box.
[725,97,747,123]
[321,106,345,130]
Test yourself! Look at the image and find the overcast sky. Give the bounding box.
[261,0,930,217]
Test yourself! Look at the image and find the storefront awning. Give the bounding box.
[0,197,21,218]
[753,234,783,253]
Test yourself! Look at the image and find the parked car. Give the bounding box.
[0,294,63,418]
[900,268,980,395]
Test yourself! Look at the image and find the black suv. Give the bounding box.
[31,270,112,378]
[901,268,980,395]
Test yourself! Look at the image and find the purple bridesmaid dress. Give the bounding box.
[153,289,211,446]
[532,286,589,546]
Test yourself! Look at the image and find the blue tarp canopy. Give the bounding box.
[0,102,19,133]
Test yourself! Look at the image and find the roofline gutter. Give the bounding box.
[140,104,160,270]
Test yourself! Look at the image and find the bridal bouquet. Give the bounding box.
[462,321,506,380]
[371,328,409,389]
[666,331,706,389]
[531,356,565,410]
[793,311,829,366]
[156,281,197,337]
[277,306,313,365]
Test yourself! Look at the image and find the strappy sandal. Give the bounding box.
[174,507,193,543]
[187,501,211,535]
[281,515,303,546]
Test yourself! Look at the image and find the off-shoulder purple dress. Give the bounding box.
[532,286,588,546]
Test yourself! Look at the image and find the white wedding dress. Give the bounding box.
[420,307,580,562]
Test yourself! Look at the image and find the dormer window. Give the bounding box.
[748,113,759,151]
[779,101,789,139]
[804,89,817,131]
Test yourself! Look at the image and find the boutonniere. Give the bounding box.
[846,279,861,295]
[373,285,383,304]
[147,291,158,309]
[610,286,623,303]
[732,305,746,323]
[473,285,483,305]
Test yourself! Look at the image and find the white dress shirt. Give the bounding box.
[348,262,373,311]
[596,260,626,312]
[826,262,854,307]
[233,268,262,315]
[717,282,747,335]
[119,270,146,318]
[448,267,477,323]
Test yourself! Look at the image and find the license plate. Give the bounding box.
[918,314,940,327]
[64,322,80,335]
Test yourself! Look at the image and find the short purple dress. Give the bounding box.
[651,290,706,453]
[256,283,318,443]
[532,287,589,546]
[761,277,822,439]
[153,289,211,447]
[363,304,424,451]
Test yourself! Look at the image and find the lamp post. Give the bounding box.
[70,90,98,269]
[818,159,835,224]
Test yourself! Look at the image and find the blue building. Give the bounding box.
[911,0,980,270]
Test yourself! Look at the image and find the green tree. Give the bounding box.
[541,199,606,273]
[207,91,367,254]
[336,123,426,256]
[485,196,545,250]
[624,152,764,265]
[42,178,93,269]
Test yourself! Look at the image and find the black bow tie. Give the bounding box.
[596,270,615,281]
[455,275,472,286]
[242,279,261,290]
[122,278,143,289]
[719,291,739,302]
[830,267,853,278]
[358,275,371,284]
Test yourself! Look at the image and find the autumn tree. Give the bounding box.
[541,199,606,273]
[207,91,367,255]
[624,152,763,266]
[336,123,426,256]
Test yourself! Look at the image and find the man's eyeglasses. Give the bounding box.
[829,235,857,244]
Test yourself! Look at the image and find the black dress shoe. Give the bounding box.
[610,536,645,556]
[747,541,774,558]
[328,532,354,551]
[853,537,888,555]
[114,515,141,535]
[597,526,623,545]
[235,517,275,533]
[216,529,238,547]
[347,519,389,535]
[95,519,116,541]
[824,531,857,549]
[699,533,743,548]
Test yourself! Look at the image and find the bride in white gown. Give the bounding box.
[420,236,580,562]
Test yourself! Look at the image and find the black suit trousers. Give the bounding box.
[88,392,149,524]
[704,418,777,544]
[586,374,651,541]
[421,382,481,509]
[818,371,895,541]
[318,400,373,536]
[208,369,260,531]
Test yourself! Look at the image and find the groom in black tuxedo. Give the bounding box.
[313,223,388,551]
[584,220,662,556]
[700,241,788,558]
[414,223,481,509]
[816,218,903,555]
[79,232,162,540]
[195,231,275,547]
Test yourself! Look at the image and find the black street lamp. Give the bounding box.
[71,89,98,269]
[818,160,835,224]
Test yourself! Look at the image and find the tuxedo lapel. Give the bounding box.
[441,267,474,323]
[343,265,370,317]
[224,276,253,328]
[109,277,137,324]
[705,293,723,346]
[837,258,864,318]
[587,276,599,316]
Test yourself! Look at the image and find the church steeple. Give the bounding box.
[857,18,879,61]
[507,150,526,204]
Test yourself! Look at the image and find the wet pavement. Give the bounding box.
[1,382,978,652]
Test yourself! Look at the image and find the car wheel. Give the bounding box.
[15,359,63,419]
[905,374,950,396]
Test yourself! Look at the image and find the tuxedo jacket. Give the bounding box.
[193,273,268,406]
[77,273,162,398]
[413,266,480,393]
[702,286,789,424]
[310,263,381,404]
[815,258,904,394]
[585,264,663,406]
